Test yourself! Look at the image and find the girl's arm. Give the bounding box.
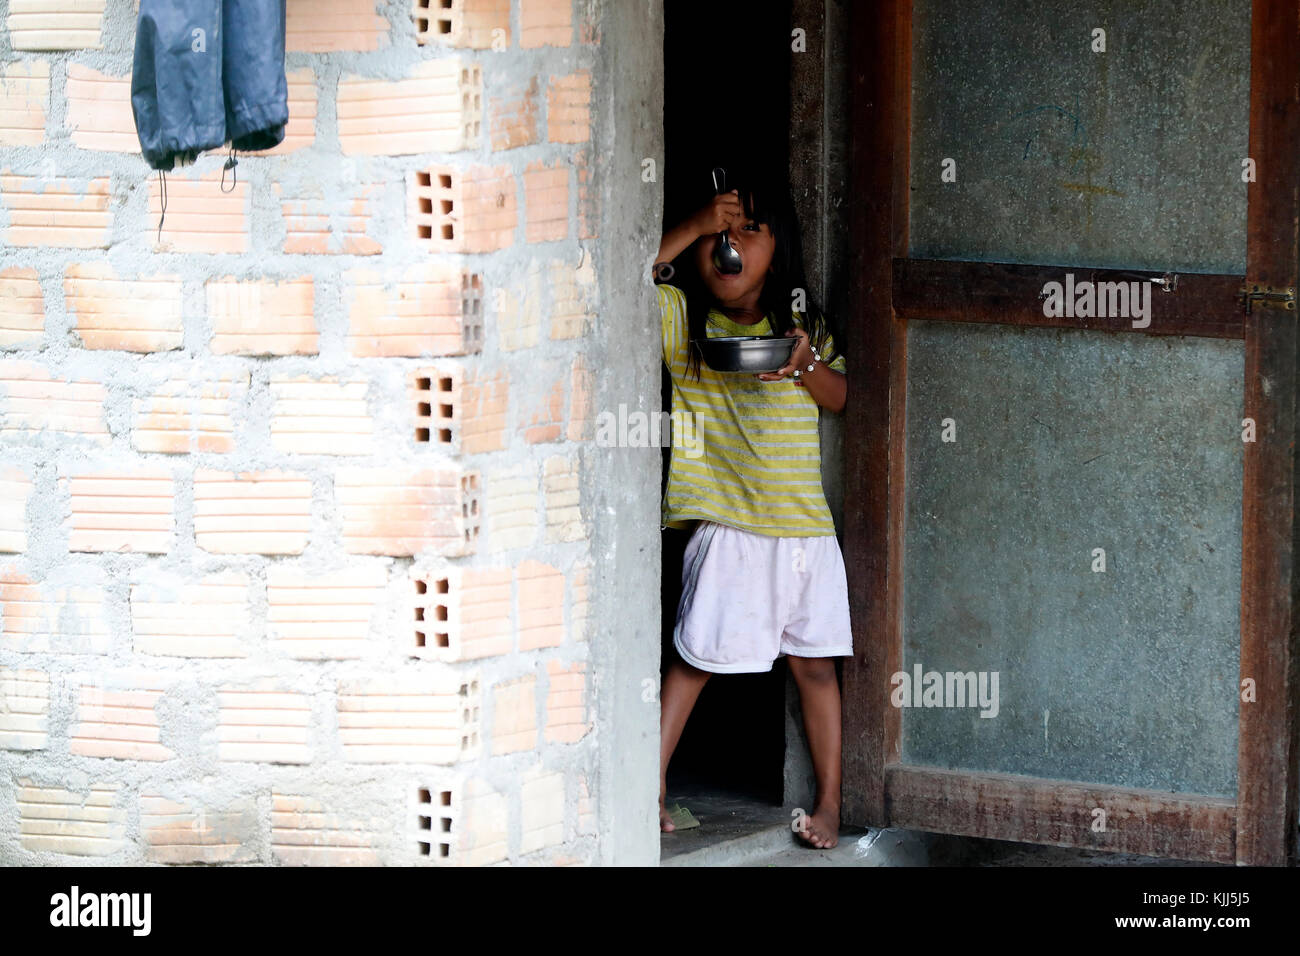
[757,327,847,413]
[652,191,744,280]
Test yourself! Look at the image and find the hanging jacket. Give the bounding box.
[131,0,288,171]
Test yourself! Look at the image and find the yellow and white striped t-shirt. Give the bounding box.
[658,283,846,537]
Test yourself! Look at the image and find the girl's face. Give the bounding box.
[693,209,776,306]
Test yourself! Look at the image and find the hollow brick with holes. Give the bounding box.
[410,164,516,253]
[409,564,512,661]
[414,0,510,49]
[410,365,460,448]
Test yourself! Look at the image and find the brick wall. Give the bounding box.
[0,0,627,866]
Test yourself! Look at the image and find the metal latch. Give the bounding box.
[1238,283,1296,314]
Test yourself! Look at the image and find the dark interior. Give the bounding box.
[660,0,794,806]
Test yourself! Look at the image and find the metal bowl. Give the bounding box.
[695,335,797,373]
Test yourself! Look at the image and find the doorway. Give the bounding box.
[660,0,794,812]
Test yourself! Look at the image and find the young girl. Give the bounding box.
[651,167,853,850]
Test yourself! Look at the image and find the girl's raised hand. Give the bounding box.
[691,189,744,237]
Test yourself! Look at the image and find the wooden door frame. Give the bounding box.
[841,0,1300,865]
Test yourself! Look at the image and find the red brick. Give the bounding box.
[337,674,480,764]
[279,182,383,255]
[193,469,312,555]
[64,64,134,152]
[335,466,479,556]
[0,467,32,553]
[271,792,381,865]
[414,0,510,48]
[64,262,184,352]
[0,171,110,248]
[460,366,508,453]
[130,570,251,658]
[218,683,312,763]
[132,371,249,454]
[543,455,582,542]
[550,254,596,339]
[346,264,483,357]
[69,680,175,761]
[547,71,590,143]
[62,468,174,553]
[270,373,374,456]
[521,375,564,444]
[545,660,589,743]
[523,160,568,243]
[0,359,108,444]
[518,559,563,649]
[410,365,459,448]
[410,565,512,661]
[266,564,387,659]
[147,169,248,254]
[17,780,124,857]
[140,794,258,864]
[6,1,105,50]
[0,267,43,348]
[520,765,564,852]
[338,60,480,155]
[0,566,111,653]
[0,60,49,146]
[410,165,515,253]
[490,76,539,150]
[286,0,389,52]
[567,353,592,441]
[0,666,49,749]
[519,0,571,48]
[491,674,536,754]
[207,276,316,356]
[485,462,539,551]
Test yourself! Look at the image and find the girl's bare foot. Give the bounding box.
[796,803,839,849]
[660,801,676,832]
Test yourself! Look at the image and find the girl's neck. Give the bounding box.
[716,295,766,326]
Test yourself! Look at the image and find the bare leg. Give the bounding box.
[787,655,842,848]
[659,657,712,831]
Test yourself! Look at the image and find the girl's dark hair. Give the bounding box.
[668,165,844,383]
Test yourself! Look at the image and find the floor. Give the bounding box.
[660,785,1225,867]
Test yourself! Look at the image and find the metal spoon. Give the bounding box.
[710,167,743,275]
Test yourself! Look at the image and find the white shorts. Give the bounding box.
[673,520,854,674]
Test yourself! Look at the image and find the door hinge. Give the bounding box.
[1238,283,1296,314]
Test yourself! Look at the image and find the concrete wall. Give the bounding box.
[0,0,663,866]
